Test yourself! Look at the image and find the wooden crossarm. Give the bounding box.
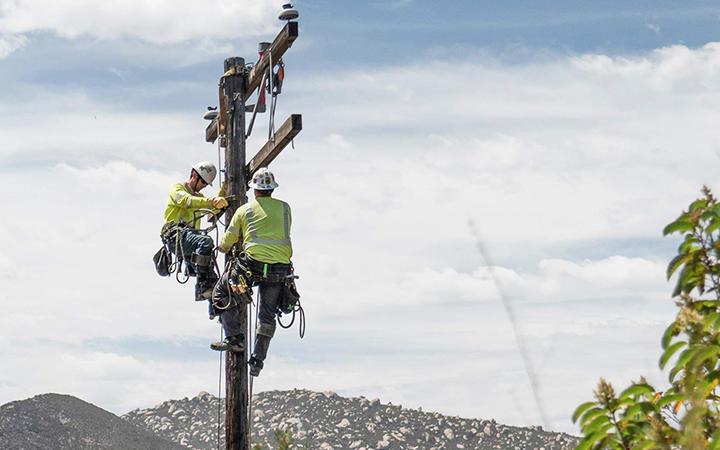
[247,114,302,175]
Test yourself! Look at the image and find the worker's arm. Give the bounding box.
[218,207,244,253]
[287,203,292,230]
[171,184,212,209]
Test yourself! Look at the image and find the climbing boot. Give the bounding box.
[248,355,264,377]
[210,335,244,352]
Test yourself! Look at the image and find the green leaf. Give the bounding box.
[661,322,678,349]
[658,394,685,408]
[663,220,694,236]
[659,341,687,369]
[583,413,612,434]
[572,401,597,423]
[667,253,692,280]
[708,219,720,234]
[675,347,699,371]
[706,369,720,383]
[695,345,720,366]
[690,198,709,212]
[679,236,701,253]
[633,442,658,450]
[622,401,657,419]
[702,210,718,221]
[577,430,608,450]
[579,407,606,426]
[619,383,655,400]
[669,346,700,382]
[674,263,695,297]
[705,313,720,332]
[690,299,717,310]
[676,262,707,296]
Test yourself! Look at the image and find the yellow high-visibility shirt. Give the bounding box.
[219,197,292,264]
[163,183,212,229]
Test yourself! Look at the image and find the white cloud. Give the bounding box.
[0,0,278,58]
[0,32,26,57]
[646,22,661,33]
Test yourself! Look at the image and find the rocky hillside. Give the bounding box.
[123,389,579,450]
[0,393,183,450]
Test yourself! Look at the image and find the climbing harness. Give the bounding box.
[155,206,228,285]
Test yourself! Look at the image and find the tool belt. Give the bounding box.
[241,256,299,314]
[245,257,292,283]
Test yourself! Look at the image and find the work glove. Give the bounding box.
[210,197,229,209]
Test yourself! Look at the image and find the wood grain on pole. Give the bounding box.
[222,56,250,450]
[246,115,302,176]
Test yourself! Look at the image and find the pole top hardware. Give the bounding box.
[278,3,299,21]
[203,107,219,121]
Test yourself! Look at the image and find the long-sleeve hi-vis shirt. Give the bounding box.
[218,197,292,264]
[163,183,213,229]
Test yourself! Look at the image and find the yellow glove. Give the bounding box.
[210,197,228,209]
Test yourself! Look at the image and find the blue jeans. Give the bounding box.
[178,228,214,276]
[168,227,217,310]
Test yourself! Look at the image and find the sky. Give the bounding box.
[2,0,720,435]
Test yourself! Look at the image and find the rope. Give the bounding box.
[277,301,305,339]
[216,326,224,450]
[247,292,256,441]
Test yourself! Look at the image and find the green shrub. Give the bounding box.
[573,186,720,450]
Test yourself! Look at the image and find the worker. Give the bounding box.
[162,161,228,303]
[211,167,293,377]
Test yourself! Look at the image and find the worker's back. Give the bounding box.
[238,196,292,264]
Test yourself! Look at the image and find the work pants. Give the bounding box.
[217,260,291,362]
[169,227,217,310]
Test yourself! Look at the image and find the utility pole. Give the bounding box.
[206,20,301,450]
[220,55,250,450]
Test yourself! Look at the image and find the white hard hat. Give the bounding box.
[192,161,217,186]
[249,167,279,190]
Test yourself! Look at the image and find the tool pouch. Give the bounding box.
[153,245,172,277]
[279,278,300,314]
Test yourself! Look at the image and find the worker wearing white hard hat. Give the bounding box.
[161,161,228,306]
[211,167,295,377]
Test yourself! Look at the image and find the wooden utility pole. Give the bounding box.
[221,55,250,450]
[208,21,300,450]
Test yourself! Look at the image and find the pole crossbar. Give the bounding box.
[247,114,302,176]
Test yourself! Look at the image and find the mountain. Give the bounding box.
[0,393,183,450]
[123,389,579,449]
